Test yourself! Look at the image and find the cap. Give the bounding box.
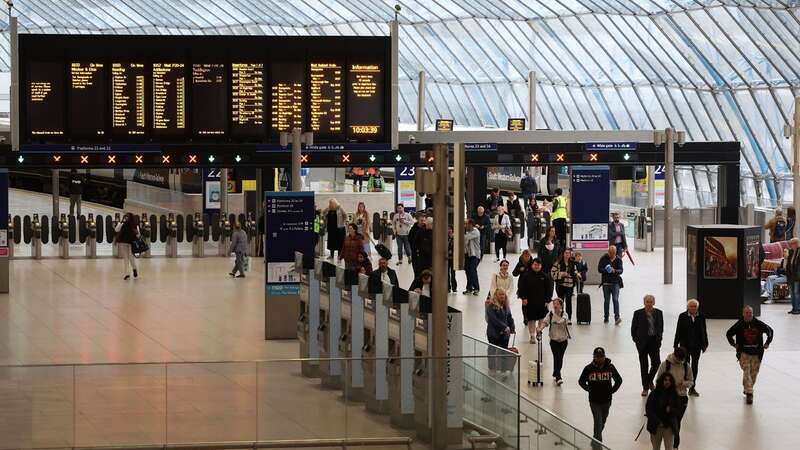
[593,347,605,357]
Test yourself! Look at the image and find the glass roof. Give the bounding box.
[1,0,798,206]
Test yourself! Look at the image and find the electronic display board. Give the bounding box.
[347,63,383,140]
[152,63,186,135]
[270,62,304,134]
[111,62,146,136]
[191,63,227,136]
[507,118,526,131]
[69,62,106,136]
[309,62,343,138]
[231,63,265,137]
[27,61,65,137]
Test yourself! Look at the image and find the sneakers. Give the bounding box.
[229,272,236,277]
[604,318,609,324]
[124,275,130,280]
[462,290,472,295]
[472,290,480,296]
[746,393,753,404]
[407,257,412,264]
[615,318,622,325]
[689,388,699,397]
[556,378,563,386]
[641,389,649,397]
[236,274,246,278]
[397,259,403,265]
[567,320,573,325]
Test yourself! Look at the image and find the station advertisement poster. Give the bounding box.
[395,166,417,212]
[265,191,315,292]
[687,233,697,275]
[704,236,737,279]
[571,166,610,249]
[745,234,760,280]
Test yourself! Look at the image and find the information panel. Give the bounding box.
[347,63,383,140]
[231,63,265,136]
[571,165,610,249]
[309,62,343,137]
[69,62,106,136]
[111,62,146,136]
[191,63,227,136]
[152,63,186,135]
[270,63,304,134]
[27,61,65,136]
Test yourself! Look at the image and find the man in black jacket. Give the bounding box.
[598,245,624,325]
[517,258,552,343]
[368,257,399,294]
[412,217,433,277]
[631,294,664,396]
[726,306,773,404]
[578,347,622,448]
[520,170,538,202]
[785,238,800,314]
[408,213,425,276]
[473,206,492,256]
[673,299,708,396]
[68,169,84,217]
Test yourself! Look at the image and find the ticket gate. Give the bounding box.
[364,279,390,415]
[318,261,342,389]
[6,215,14,258]
[635,209,654,252]
[297,253,321,377]
[246,213,258,257]
[139,214,152,258]
[57,214,70,259]
[191,213,205,257]
[337,268,367,401]
[165,213,178,258]
[218,214,231,257]
[412,315,431,441]
[388,287,418,430]
[85,213,97,258]
[30,214,42,259]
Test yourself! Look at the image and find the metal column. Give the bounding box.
[10,16,19,152]
[528,71,536,130]
[431,143,449,449]
[51,169,59,218]
[416,71,426,212]
[390,19,399,152]
[793,97,800,218]
[220,168,228,215]
[291,127,302,192]
[664,128,674,285]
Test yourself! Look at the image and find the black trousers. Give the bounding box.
[637,337,661,389]
[674,395,689,448]
[495,232,508,259]
[687,347,701,388]
[553,218,567,248]
[448,264,457,291]
[556,285,574,319]
[549,339,568,379]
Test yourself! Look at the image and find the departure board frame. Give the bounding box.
[19,34,391,145]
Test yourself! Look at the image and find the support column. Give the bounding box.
[52,169,59,218]
[220,168,228,214]
[431,143,449,449]
[718,163,741,225]
[10,16,19,152]
[793,97,800,219]
[416,71,426,212]
[291,127,302,192]
[391,19,399,152]
[664,129,674,285]
[528,71,536,130]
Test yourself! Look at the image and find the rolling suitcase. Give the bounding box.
[375,242,393,260]
[527,334,543,386]
[576,292,591,325]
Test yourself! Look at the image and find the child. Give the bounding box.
[574,251,589,293]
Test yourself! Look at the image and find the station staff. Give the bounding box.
[551,188,568,248]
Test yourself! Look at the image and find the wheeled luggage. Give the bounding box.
[527,335,543,386]
[576,292,591,324]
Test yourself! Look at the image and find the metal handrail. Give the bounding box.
[65,437,412,450]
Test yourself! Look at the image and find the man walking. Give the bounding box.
[608,212,628,257]
[673,299,708,396]
[473,206,491,256]
[392,204,413,265]
[631,294,664,396]
[578,347,622,449]
[598,245,624,324]
[726,306,773,404]
[464,219,481,296]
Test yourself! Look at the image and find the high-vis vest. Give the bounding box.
[551,196,568,220]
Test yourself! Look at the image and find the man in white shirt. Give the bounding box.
[392,204,413,265]
[464,219,482,296]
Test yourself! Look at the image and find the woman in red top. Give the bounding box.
[340,223,365,270]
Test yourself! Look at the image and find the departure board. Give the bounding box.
[111,62,146,135]
[231,63,265,136]
[309,62,343,137]
[192,63,227,135]
[152,63,186,135]
[270,63,304,134]
[347,63,383,140]
[27,61,65,136]
[69,62,106,136]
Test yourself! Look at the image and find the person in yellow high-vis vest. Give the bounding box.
[551,188,568,248]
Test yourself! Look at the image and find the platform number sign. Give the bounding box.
[654,165,665,180]
[396,166,417,212]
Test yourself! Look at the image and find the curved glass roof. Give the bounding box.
[1,0,798,206]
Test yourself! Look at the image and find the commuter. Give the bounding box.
[646,372,680,450]
[464,219,482,295]
[764,208,787,242]
[448,225,457,293]
[655,347,693,447]
[355,251,373,275]
[367,168,385,192]
[339,223,364,271]
[485,187,502,215]
[551,188,568,248]
[608,212,628,257]
[354,202,371,250]
[350,167,365,192]
[228,222,249,278]
[525,197,540,250]
[673,299,708,396]
[518,257,551,343]
[392,204,413,265]
[323,198,346,259]
[257,211,265,257]
[784,238,800,314]
[551,248,578,324]
[726,306,774,404]
[408,213,424,273]
[409,269,433,298]
[493,206,512,261]
[486,289,515,377]
[68,168,83,217]
[473,206,492,256]
[412,216,433,277]
[368,257,399,292]
[788,207,796,240]
[598,245,624,325]
[762,259,787,303]
[512,249,534,278]
[537,298,570,385]
[538,226,559,299]
[489,259,513,299]
[578,347,622,448]
[574,251,589,294]
[632,294,664,396]
[114,213,140,280]
[520,170,538,202]
[506,192,523,219]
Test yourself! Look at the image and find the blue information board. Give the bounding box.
[571,166,610,248]
[265,191,315,287]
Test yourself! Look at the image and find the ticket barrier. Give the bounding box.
[30,214,43,259]
[58,214,70,259]
[634,209,654,252]
[111,213,121,258]
[192,213,205,258]
[336,267,367,401]
[85,214,97,258]
[413,313,432,441]
[296,253,320,377]
[246,213,258,257]
[7,215,14,258]
[218,214,231,257]
[388,287,420,430]
[364,276,390,415]
[139,214,152,258]
[318,261,342,389]
[165,213,178,258]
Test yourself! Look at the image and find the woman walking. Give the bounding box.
[517,257,552,343]
[489,259,514,299]
[538,226,560,299]
[646,372,681,450]
[354,201,371,254]
[537,298,570,385]
[493,206,512,261]
[339,224,365,270]
[115,213,140,280]
[324,199,346,259]
[486,289,515,376]
[551,248,578,324]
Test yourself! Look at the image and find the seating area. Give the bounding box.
[761,240,791,303]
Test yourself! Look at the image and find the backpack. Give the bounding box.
[775,217,787,240]
[665,360,689,380]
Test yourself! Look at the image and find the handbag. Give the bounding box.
[131,237,149,256]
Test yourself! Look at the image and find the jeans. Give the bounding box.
[602,284,621,321]
[396,234,412,260]
[636,337,661,389]
[69,194,81,217]
[650,424,674,450]
[614,242,625,258]
[465,256,480,291]
[549,339,568,379]
[589,401,611,445]
[232,251,246,275]
[556,285,574,319]
[764,274,786,300]
[791,281,800,312]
